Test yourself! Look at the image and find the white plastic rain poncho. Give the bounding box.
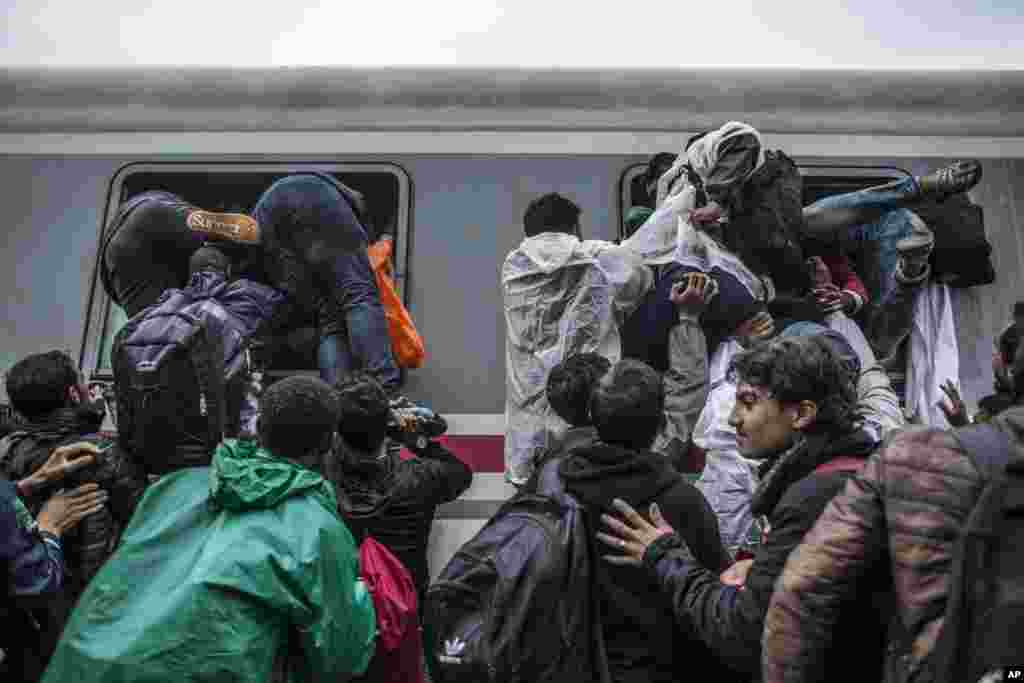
[906,283,961,427]
[502,233,652,485]
[691,340,760,554]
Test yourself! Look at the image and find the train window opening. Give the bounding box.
[84,164,411,381]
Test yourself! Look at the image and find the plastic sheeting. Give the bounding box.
[693,340,759,554]
[42,441,376,683]
[906,283,961,428]
[502,233,652,485]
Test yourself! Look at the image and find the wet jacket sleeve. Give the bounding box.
[762,455,887,683]
[655,316,709,458]
[395,439,474,507]
[643,475,846,676]
[1,478,65,597]
[595,244,653,319]
[293,520,376,679]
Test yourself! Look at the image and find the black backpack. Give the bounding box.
[111,291,227,475]
[908,193,993,289]
[424,464,609,683]
[923,424,1024,682]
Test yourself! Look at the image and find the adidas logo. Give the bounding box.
[444,637,466,657]
[438,636,467,664]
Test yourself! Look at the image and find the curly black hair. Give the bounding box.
[523,193,581,238]
[188,245,231,276]
[727,335,857,435]
[334,371,390,453]
[589,359,664,451]
[546,353,612,427]
[6,350,79,420]
[258,375,340,461]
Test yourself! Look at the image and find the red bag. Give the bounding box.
[368,239,426,369]
[359,536,424,683]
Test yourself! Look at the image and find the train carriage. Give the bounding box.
[2,67,1023,578]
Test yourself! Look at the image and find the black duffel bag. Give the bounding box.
[912,193,994,288]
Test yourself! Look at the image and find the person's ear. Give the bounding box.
[67,384,83,405]
[791,400,819,431]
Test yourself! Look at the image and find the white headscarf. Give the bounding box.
[655,121,767,207]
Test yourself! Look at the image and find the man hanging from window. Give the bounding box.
[101,173,402,394]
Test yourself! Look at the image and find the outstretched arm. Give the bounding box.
[655,276,713,458]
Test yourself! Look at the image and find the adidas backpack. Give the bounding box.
[424,463,608,683]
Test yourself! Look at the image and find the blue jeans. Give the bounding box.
[253,174,401,391]
[806,175,919,306]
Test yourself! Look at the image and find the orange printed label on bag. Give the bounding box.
[187,211,261,244]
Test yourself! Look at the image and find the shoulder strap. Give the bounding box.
[814,456,865,476]
[188,319,227,451]
[951,424,1015,480]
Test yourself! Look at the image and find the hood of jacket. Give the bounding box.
[558,441,679,511]
[504,232,608,280]
[208,439,338,516]
[333,440,396,520]
[751,427,877,518]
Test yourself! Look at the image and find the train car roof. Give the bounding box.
[2,67,1023,136]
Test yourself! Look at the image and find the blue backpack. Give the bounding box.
[112,290,227,475]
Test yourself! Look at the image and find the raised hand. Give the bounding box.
[720,558,754,588]
[669,272,718,318]
[937,379,969,427]
[735,311,775,347]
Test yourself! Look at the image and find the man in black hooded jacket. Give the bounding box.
[557,357,734,683]
[328,371,472,603]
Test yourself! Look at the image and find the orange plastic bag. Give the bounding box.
[368,239,425,368]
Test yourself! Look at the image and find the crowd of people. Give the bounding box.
[2,119,1018,682]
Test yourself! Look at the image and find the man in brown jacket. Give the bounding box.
[762,330,1024,683]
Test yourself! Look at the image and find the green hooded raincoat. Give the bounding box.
[42,439,376,682]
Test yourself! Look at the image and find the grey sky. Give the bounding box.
[2,0,1022,68]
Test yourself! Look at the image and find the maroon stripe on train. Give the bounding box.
[105,430,508,472]
[399,435,505,473]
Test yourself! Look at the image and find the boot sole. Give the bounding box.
[896,234,934,254]
[186,211,261,244]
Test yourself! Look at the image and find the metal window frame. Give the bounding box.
[80,161,412,380]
